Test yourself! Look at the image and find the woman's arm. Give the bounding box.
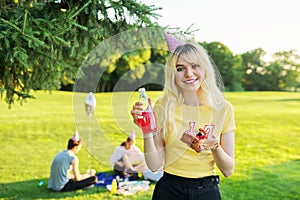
[131,101,165,172]
[143,130,165,172]
[211,131,235,177]
[71,157,95,181]
[71,157,83,181]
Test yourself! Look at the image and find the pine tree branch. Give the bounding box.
[22,9,28,34]
[69,0,92,20]
[0,18,21,32]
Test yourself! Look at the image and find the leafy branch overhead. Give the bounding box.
[0,0,163,106]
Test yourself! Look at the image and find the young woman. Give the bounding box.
[130,33,236,199]
[48,132,97,192]
[110,133,146,179]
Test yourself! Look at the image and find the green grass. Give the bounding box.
[1,91,300,199]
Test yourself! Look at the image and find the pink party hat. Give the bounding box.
[72,130,80,141]
[129,130,135,140]
[164,32,185,52]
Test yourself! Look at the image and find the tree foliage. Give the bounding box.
[202,41,243,91]
[0,0,161,106]
[73,27,168,93]
[241,49,300,91]
[240,48,267,91]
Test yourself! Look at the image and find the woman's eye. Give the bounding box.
[192,64,200,68]
[176,67,183,72]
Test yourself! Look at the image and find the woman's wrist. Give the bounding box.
[143,131,159,139]
[210,142,220,151]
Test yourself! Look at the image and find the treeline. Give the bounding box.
[203,42,300,91]
[72,40,300,93]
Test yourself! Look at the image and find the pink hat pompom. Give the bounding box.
[164,32,185,52]
[72,130,80,141]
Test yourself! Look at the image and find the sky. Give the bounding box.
[140,0,300,56]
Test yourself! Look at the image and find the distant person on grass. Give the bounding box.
[110,131,146,180]
[48,131,97,192]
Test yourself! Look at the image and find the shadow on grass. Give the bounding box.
[252,98,300,102]
[277,98,300,102]
[0,170,157,199]
[0,177,108,199]
[2,160,299,199]
[220,159,300,200]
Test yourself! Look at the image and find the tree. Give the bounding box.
[0,0,161,106]
[202,41,243,91]
[74,27,168,93]
[241,48,267,91]
[241,48,300,91]
[270,50,300,91]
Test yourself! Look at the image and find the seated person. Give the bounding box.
[48,131,97,191]
[110,132,146,179]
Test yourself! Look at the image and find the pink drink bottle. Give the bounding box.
[137,88,157,134]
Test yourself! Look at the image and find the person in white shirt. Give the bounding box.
[110,132,146,179]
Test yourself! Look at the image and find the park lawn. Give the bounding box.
[0,91,299,200]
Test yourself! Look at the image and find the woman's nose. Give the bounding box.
[185,66,194,77]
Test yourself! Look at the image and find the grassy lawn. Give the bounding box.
[0,91,300,199]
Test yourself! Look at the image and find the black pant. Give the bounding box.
[152,172,221,200]
[113,164,139,180]
[61,176,97,192]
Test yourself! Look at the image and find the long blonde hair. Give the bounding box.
[157,42,225,135]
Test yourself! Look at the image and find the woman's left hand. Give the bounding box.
[198,134,219,151]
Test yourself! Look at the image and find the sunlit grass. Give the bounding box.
[0,91,299,199]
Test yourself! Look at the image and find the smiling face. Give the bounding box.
[175,55,205,95]
[164,43,217,106]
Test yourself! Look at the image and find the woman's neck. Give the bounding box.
[68,149,76,155]
[182,91,204,106]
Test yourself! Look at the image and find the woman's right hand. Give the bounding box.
[130,101,144,126]
[86,168,96,176]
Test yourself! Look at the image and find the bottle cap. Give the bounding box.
[138,88,146,93]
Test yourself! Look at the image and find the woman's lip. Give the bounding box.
[184,78,198,84]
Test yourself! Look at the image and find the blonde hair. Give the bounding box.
[157,42,225,135]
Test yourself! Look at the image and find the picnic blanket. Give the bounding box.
[95,172,150,195]
[95,172,117,187]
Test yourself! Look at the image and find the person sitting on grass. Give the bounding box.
[48,131,98,192]
[110,132,146,180]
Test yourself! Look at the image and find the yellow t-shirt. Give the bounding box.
[154,100,236,178]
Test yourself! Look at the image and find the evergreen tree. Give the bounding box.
[0,0,161,106]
